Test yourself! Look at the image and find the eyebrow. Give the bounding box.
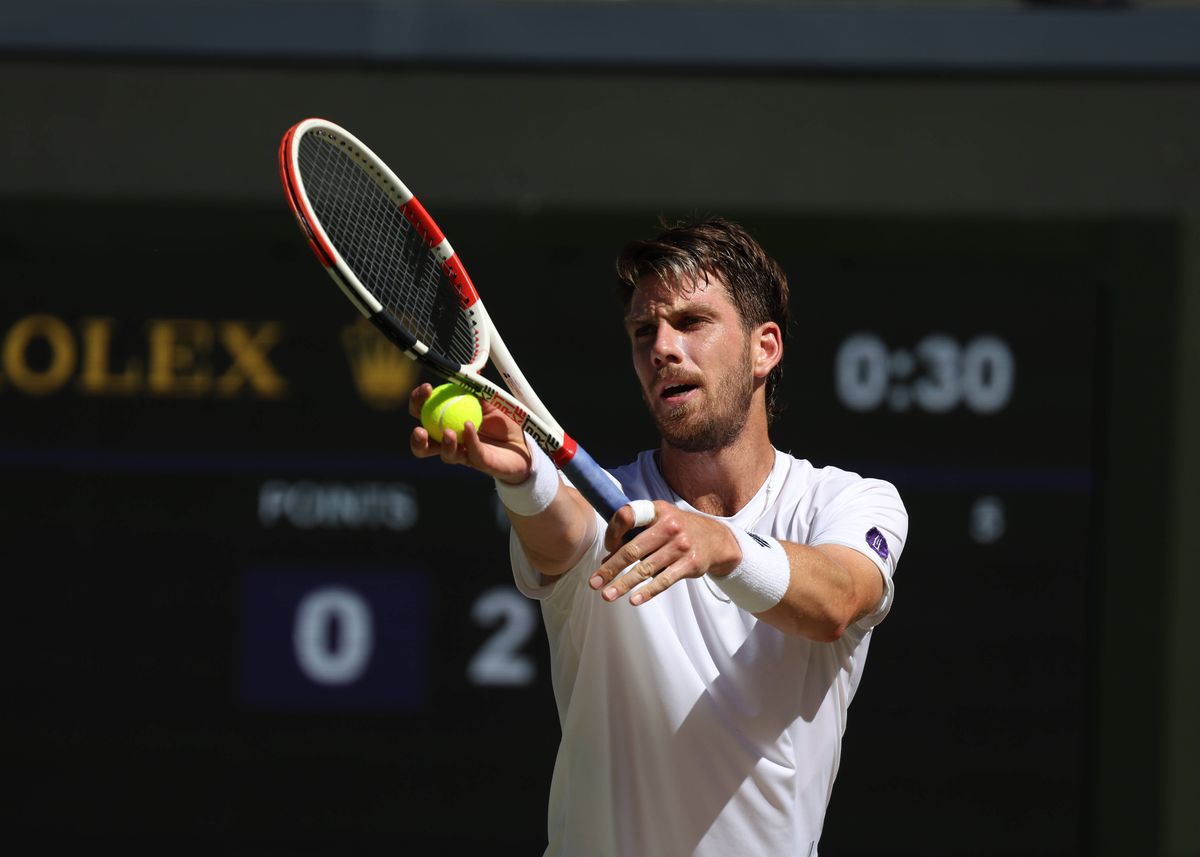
[623,299,711,328]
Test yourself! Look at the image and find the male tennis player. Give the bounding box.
[409,217,907,856]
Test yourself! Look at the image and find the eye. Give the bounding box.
[680,315,706,329]
[632,324,654,339]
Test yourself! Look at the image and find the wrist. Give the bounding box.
[708,526,790,614]
[494,435,560,516]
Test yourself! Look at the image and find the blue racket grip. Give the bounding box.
[560,445,645,542]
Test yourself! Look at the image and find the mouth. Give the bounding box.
[658,382,700,406]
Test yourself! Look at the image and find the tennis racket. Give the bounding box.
[279,117,633,523]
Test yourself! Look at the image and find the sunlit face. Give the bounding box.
[624,272,755,453]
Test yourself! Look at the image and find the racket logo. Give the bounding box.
[487,395,529,426]
[526,422,563,457]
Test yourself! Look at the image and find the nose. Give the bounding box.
[650,320,682,367]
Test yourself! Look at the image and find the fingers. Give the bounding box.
[407,382,535,484]
[591,508,695,605]
[591,505,740,607]
[408,419,479,466]
[626,565,685,606]
[408,381,482,465]
[458,420,503,471]
[603,499,664,552]
[408,382,434,419]
[408,383,445,458]
[591,544,690,606]
[602,504,637,552]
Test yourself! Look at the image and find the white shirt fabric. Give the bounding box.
[510,448,908,857]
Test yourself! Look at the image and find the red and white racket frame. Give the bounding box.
[280,118,634,523]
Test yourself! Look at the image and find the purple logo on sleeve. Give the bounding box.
[865,527,889,560]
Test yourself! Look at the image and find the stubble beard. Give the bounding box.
[645,346,755,454]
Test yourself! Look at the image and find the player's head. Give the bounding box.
[615,216,790,425]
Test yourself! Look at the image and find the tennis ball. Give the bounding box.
[420,382,483,442]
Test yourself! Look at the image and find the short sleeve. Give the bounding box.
[809,478,908,627]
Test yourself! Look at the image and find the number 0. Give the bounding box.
[962,336,1015,413]
[835,333,888,412]
[293,586,374,686]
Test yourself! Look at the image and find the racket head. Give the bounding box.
[279,118,636,526]
[280,118,487,374]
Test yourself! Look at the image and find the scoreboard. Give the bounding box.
[3,204,1114,854]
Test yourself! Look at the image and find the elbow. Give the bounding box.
[803,601,860,643]
[784,622,844,644]
[767,603,851,642]
[811,573,878,642]
[520,507,596,576]
[525,529,588,576]
[811,618,850,644]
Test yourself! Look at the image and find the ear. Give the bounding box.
[751,322,783,381]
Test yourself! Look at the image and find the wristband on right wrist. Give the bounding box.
[494,435,560,517]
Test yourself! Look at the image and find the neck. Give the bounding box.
[657,410,775,517]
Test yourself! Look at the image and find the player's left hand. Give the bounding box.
[590,501,742,605]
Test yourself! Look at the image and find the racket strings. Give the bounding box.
[297,133,479,366]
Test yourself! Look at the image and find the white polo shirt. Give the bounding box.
[511,448,908,857]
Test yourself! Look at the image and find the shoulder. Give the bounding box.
[771,451,909,582]
[772,451,855,500]
[772,450,905,519]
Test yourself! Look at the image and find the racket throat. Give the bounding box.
[549,435,577,467]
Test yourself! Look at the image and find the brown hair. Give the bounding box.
[615,216,790,423]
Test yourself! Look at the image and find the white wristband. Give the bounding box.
[494,435,561,516]
[709,526,790,614]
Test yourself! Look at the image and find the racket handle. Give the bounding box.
[560,446,644,540]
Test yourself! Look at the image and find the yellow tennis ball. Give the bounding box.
[420,382,483,442]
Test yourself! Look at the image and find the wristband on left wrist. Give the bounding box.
[709,525,790,614]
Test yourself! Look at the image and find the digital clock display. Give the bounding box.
[835,332,1016,414]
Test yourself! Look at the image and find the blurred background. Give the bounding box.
[2,1,1198,854]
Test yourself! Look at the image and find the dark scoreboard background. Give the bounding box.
[3,203,1113,854]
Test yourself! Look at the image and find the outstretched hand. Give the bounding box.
[408,383,532,484]
[588,501,743,606]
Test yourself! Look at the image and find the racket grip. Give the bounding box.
[560,446,644,541]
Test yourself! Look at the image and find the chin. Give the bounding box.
[658,422,725,454]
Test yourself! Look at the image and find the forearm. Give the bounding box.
[591,507,885,639]
[705,527,882,641]
[746,543,876,641]
[495,439,597,576]
[507,484,597,576]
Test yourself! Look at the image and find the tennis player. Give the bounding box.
[409,217,908,856]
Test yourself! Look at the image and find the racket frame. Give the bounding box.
[280,118,633,521]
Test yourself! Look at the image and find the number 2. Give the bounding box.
[467,586,538,687]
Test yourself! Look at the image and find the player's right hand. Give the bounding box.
[408,383,532,484]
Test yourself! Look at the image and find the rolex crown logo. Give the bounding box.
[340,318,417,410]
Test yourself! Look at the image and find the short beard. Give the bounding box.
[646,345,755,453]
